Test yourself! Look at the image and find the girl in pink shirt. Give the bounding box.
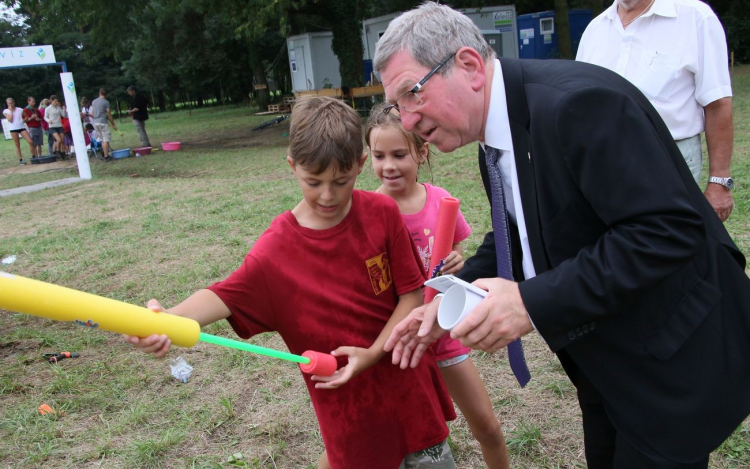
[364,103,510,469]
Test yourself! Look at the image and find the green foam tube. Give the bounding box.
[199,332,309,364]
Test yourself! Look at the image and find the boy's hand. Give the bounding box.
[440,251,464,275]
[311,346,377,389]
[124,299,172,358]
[384,298,446,369]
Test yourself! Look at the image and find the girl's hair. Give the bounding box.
[80,97,89,106]
[40,99,50,107]
[365,102,432,175]
[6,97,14,105]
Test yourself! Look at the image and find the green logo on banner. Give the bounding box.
[37,48,46,60]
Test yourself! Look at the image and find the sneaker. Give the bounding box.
[19,159,26,165]
[104,156,113,162]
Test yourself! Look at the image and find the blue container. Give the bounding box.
[111,149,131,159]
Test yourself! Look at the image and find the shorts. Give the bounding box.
[432,334,471,364]
[49,127,64,134]
[437,353,470,368]
[399,440,455,468]
[93,123,111,143]
[675,134,702,183]
[28,127,43,146]
[10,128,25,134]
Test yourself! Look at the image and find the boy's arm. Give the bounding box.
[312,288,423,389]
[126,289,231,357]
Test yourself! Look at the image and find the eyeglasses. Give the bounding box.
[384,52,456,116]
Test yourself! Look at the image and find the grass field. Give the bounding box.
[1,66,749,468]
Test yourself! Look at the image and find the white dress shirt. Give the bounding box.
[480,59,537,283]
[576,0,732,140]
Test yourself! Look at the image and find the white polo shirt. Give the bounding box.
[576,0,732,140]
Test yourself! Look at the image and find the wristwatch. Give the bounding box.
[708,176,734,190]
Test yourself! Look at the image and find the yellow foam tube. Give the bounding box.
[0,272,200,348]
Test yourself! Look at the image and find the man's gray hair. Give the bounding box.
[373,2,495,74]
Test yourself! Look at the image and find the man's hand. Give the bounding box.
[704,184,733,222]
[451,278,534,352]
[310,346,376,389]
[384,298,447,369]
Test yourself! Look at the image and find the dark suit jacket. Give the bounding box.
[459,58,750,462]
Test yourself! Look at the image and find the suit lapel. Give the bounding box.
[500,59,550,274]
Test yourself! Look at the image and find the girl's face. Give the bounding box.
[369,125,427,193]
[6,99,14,108]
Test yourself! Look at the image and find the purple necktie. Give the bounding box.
[484,145,531,388]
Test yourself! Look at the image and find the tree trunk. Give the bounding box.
[554,0,573,59]
[588,0,606,18]
[254,61,270,109]
[158,90,166,112]
[326,0,365,89]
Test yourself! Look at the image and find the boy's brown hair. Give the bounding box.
[288,96,363,175]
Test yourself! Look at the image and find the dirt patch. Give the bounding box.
[183,118,291,150]
[0,159,78,176]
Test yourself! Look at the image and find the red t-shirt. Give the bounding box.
[23,107,42,128]
[208,190,456,469]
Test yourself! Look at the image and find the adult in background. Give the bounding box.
[22,97,43,159]
[3,98,34,165]
[90,88,119,161]
[576,0,734,221]
[126,86,151,148]
[38,98,53,156]
[378,3,750,468]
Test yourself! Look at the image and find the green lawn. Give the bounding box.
[1,67,749,468]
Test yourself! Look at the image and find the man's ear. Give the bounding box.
[418,142,430,163]
[455,46,486,92]
[357,153,368,174]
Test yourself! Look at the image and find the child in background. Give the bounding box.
[38,99,53,156]
[364,103,510,469]
[126,96,457,469]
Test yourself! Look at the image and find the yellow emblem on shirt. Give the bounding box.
[366,253,392,295]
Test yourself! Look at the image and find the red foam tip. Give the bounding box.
[299,350,338,376]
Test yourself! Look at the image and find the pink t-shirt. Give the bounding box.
[401,184,472,275]
[401,183,472,362]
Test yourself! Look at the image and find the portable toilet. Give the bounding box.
[517,9,592,59]
[287,32,342,93]
[363,5,519,66]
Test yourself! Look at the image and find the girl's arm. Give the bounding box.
[126,289,231,358]
[312,288,423,389]
[4,109,13,123]
[440,243,465,275]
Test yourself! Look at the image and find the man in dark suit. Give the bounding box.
[377,3,750,468]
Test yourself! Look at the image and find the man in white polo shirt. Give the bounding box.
[576,0,734,221]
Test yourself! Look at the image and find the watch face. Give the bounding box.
[726,178,735,189]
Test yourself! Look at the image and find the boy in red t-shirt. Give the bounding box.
[126,96,456,469]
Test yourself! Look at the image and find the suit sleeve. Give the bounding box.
[519,87,705,351]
